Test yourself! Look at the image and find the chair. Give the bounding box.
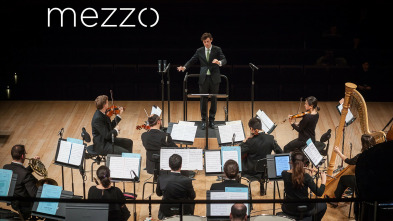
[241,158,268,208]
[84,145,107,182]
[314,129,331,168]
[142,154,160,199]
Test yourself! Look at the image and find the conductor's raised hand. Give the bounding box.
[212,59,220,65]
[177,66,186,72]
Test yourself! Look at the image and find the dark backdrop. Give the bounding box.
[2,0,392,101]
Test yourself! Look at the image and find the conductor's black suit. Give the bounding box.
[184,45,227,122]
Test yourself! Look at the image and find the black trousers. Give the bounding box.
[109,137,133,154]
[199,76,219,122]
[334,175,355,198]
[284,138,306,153]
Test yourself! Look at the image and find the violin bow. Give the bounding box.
[294,97,303,123]
[110,90,119,132]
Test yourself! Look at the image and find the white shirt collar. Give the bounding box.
[12,161,23,165]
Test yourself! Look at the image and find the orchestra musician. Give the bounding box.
[91,95,133,155]
[230,203,247,221]
[177,32,227,130]
[141,114,178,174]
[240,117,282,195]
[281,151,327,221]
[328,134,376,219]
[210,160,247,190]
[284,96,320,153]
[3,144,40,220]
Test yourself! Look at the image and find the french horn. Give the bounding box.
[27,158,58,186]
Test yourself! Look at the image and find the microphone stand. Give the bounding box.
[131,170,139,221]
[166,64,171,124]
[249,64,257,118]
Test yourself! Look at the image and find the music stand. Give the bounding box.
[53,138,86,196]
[65,203,109,221]
[31,186,74,221]
[0,173,17,204]
[187,93,229,149]
[215,121,246,147]
[158,63,171,127]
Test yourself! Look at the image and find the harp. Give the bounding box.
[323,82,386,198]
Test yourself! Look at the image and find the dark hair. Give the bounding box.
[95,165,111,188]
[230,203,247,220]
[169,154,182,171]
[95,95,108,110]
[201,32,213,41]
[248,117,262,130]
[11,144,26,160]
[224,159,239,179]
[148,114,160,126]
[361,134,376,152]
[291,151,306,189]
[306,96,320,111]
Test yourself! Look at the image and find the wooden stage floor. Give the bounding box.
[1,100,392,220]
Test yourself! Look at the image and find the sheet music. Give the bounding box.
[151,105,162,116]
[36,184,62,215]
[0,169,13,196]
[221,146,241,171]
[68,143,84,166]
[57,140,71,164]
[205,151,222,173]
[256,109,275,132]
[304,139,323,167]
[209,190,248,216]
[218,121,245,143]
[225,120,242,125]
[170,124,197,142]
[188,149,203,170]
[109,156,141,179]
[160,149,202,170]
[337,103,354,124]
[178,121,195,126]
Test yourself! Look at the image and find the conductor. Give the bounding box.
[177,32,227,130]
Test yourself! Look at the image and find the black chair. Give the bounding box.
[85,145,107,182]
[277,204,314,221]
[314,129,331,168]
[241,158,268,203]
[142,154,160,199]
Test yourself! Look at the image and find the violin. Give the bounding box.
[106,105,126,118]
[282,111,311,123]
[136,123,150,131]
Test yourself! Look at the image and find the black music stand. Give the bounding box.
[65,203,109,221]
[53,138,86,197]
[187,94,229,149]
[31,186,74,221]
[158,62,171,127]
[0,173,17,204]
[214,121,246,147]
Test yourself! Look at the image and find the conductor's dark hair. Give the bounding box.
[248,117,262,130]
[224,159,239,179]
[306,96,320,111]
[169,154,182,171]
[201,32,213,41]
[148,114,160,126]
[11,144,26,160]
[95,165,111,188]
[230,203,247,220]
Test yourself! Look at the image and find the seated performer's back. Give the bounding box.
[3,144,39,220]
[156,154,196,220]
[141,114,178,174]
[210,159,247,190]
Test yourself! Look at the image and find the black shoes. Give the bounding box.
[209,121,215,129]
[201,122,206,130]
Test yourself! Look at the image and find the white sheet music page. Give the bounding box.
[178,121,195,126]
[256,109,275,132]
[337,103,354,124]
[160,149,173,170]
[171,124,197,142]
[151,106,162,116]
[188,149,203,170]
[68,143,84,166]
[57,140,71,164]
[123,157,140,179]
[221,151,239,167]
[218,125,233,143]
[109,157,124,179]
[304,140,323,166]
[205,151,222,173]
[210,192,230,216]
[229,123,245,142]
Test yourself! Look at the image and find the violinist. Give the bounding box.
[141,114,177,174]
[283,96,320,153]
[91,95,133,155]
[240,117,282,195]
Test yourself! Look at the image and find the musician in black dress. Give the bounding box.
[329,134,376,216]
[141,114,178,174]
[282,151,327,221]
[284,96,320,153]
[88,166,130,221]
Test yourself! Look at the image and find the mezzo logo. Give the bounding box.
[48,7,159,28]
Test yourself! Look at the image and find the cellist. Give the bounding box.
[91,95,133,155]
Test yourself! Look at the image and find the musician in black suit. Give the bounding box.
[240,117,283,195]
[156,154,196,220]
[3,144,39,220]
[230,203,247,221]
[177,33,227,130]
[210,159,247,190]
[141,114,178,174]
[91,95,133,155]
